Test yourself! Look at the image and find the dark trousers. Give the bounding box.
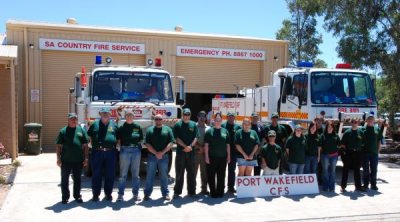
[61,162,82,201]
[91,149,117,197]
[362,153,379,188]
[174,152,196,195]
[207,157,227,197]
[253,155,262,176]
[227,153,237,190]
[341,150,362,189]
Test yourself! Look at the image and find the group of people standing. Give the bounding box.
[55,108,382,204]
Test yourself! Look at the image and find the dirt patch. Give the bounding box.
[0,163,17,209]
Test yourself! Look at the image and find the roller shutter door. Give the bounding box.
[41,51,145,148]
[176,57,261,93]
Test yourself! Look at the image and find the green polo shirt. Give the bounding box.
[173,120,199,154]
[221,121,242,147]
[362,125,382,154]
[56,126,89,163]
[234,129,260,159]
[117,122,143,147]
[204,127,230,158]
[87,120,118,148]
[145,125,174,152]
[341,128,363,151]
[265,123,288,147]
[305,133,321,156]
[321,133,340,154]
[260,143,283,169]
[285,135,306,164]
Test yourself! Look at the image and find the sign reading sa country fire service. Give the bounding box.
[236,174,319,198]
[39,38,145,54]
[177,46,265,61]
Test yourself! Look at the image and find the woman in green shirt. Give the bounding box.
[305,121,321,174]
[285,125,307,174]
[235,118,260,176]
[321,121,340,192]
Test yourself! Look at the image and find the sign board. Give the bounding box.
[39,38,145,54]
[177,46,265,60]
[30,89,40,103]
[236,174,319,198]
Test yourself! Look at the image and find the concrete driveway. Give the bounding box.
[0,153,400,222]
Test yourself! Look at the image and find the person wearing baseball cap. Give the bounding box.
[285,124,307,174]
[143,114,175,201]
[116,110,144,201]
[173,108,200,198]
[87,107,119,202]
[221,111,242,194]
[56,113,89,204]
[260,130,284,175]
[194,111,211,195]
[340,117,365,192]
[250,112,266,176]
[361,113,382,191]
[265,112,288,174]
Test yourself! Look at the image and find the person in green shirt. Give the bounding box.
[304,121,321,174]
[221,112,241,193]
[235,118,260,176]
[285,125,307,174]
[362,114,382,191]
[204,112,230,198]
[143,114,175,201]
[340,117,366,192]
[194,111,211,195]
[87,107,119,202]
[265,112,288,174]
[321,121,340,192]
[260,130,284,175]
[56,113,89,204]
[173,108,199,198]
[116,110,144,201]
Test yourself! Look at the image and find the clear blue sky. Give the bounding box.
[1,0,342,68]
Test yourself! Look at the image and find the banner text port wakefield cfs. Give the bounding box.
[236,174,319,198]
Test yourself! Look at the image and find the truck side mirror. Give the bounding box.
[75,77,82,97]
[285,76,293,95]
[178,79,186,105]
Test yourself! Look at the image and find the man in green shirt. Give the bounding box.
[265,112,288,174]
[205,112,231,198]
[194,111,211,195]
[56,113,89,204]
[260,130,284,175]
[362,114,382,191]
[116,110,144,201]
[173,108,199,198]
[221,112,241,193]
[340,117,366,192]
[87,107,119,202]
[144,114,175,201]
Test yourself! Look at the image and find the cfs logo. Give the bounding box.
[153,109,172,117]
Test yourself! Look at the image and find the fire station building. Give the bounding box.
[2,19,288,152]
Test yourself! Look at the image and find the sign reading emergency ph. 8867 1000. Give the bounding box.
[236,174,319,198]
[177,46,265,61]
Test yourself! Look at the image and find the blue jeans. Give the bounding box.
[227,153,237,190]
[118,147,141,196]
[91,149,117,197]
[362,153,378,188]
[321,154,338,191]
[305,156,318,174]
[288,163,305,174]
[144,153,169,197]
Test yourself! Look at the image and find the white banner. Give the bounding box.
[236,174,319,198]
[39,38,145,54]
[177,46,265,60]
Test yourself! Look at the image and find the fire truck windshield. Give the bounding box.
[92,71,174,102]
[311,72,376,106]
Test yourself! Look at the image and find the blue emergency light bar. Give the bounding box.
[297,61,314,68]
[95,55,102,65]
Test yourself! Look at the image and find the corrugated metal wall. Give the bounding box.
[41,51,145,147]
[176,57,261,93]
